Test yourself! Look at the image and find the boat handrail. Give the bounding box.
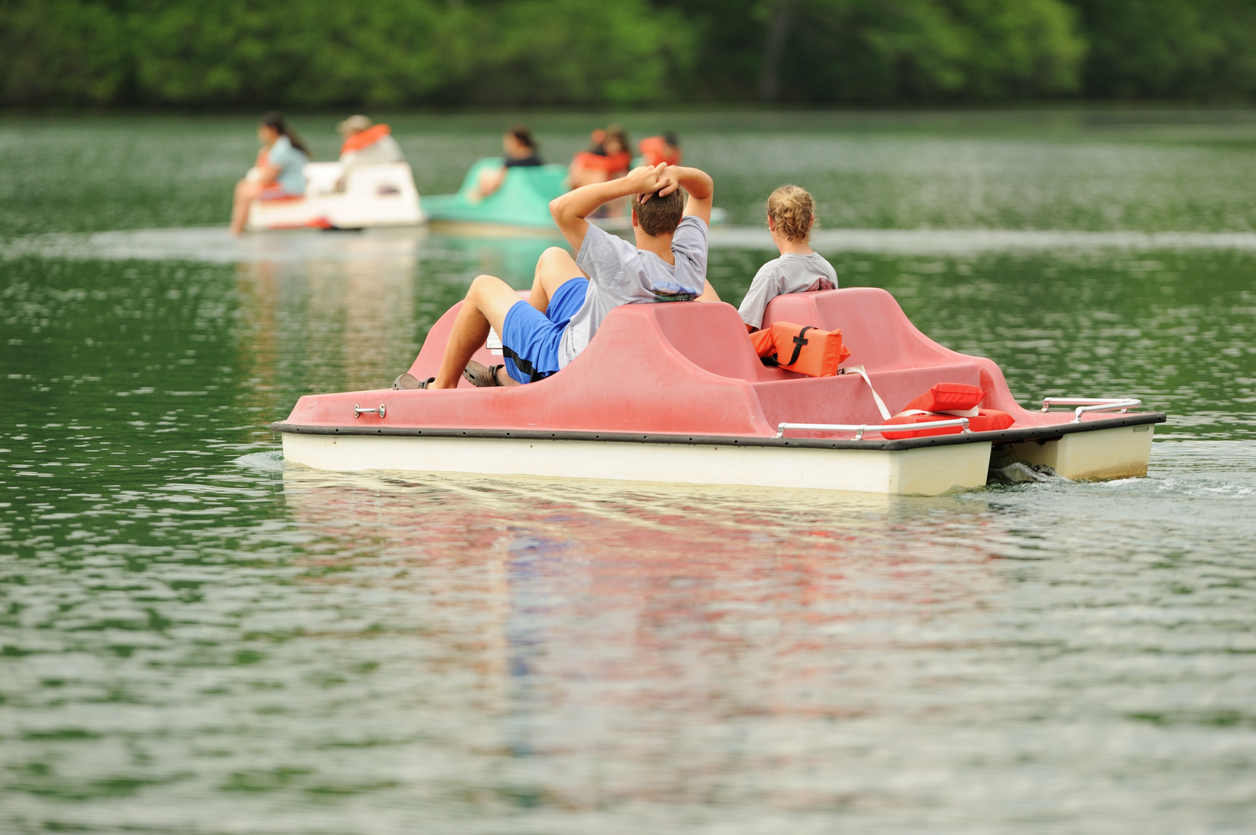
[775,418,970,441]
[1040,397,1141,423]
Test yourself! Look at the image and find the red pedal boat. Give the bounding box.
[273,288,1166,495]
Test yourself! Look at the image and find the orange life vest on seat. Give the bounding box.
[902,382,984,414]
[750,321,851,377]
[882,410,1014,439]
[881,382,1014,439]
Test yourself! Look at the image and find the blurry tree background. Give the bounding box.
[3,0,1256,108]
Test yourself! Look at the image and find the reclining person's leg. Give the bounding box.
[529,247,586,313]
[432,275,523,389]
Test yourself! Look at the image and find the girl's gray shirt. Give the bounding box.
[558,216,709,369]
[738,252,838,329]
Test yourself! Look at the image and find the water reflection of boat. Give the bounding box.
[273,288,1166,496]
[247,162,424,231]
[422,157,728,235]
[276,466,1004,770]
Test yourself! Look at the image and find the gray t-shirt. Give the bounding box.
[558,216,709,368]
[738,251,838,329]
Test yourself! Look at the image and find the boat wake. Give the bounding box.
[9,225,1256,264]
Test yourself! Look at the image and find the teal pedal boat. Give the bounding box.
[422,158,568,233]
[423,157,727,235]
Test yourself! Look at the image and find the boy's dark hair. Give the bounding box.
[633,188,686,236]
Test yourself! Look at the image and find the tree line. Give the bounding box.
[5,0,1256,108]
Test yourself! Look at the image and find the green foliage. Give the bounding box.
[0,0,130,106]
[1067,0,1256,100]
[127,0,473,107]
[2,0,1256,106]
[773,0,1086,102]
[459,0,695,105]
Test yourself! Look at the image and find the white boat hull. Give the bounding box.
[280,431,994,496]
[1004,422,1155,480]
[247,162,423,230]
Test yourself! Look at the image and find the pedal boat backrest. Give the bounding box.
[302,288,1038,438]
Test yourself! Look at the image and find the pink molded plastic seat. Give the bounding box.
[275,289,1050,439]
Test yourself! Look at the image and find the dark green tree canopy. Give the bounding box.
[3,0,1256,107]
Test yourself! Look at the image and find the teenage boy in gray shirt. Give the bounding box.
[395,162,716,389]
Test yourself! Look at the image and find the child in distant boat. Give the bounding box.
[737,185,837,331]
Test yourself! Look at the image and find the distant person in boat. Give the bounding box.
[336,115,405,165]
[393,162,716,390]
[229,112,311,235]
[638,132,682,168]
[569,125,632,189]
[737,185,837,331]
[469,124,544,202]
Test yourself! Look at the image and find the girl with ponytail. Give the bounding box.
[230,112,311,235]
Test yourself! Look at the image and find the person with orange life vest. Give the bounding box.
[569,125,632,189]
[336,115,405,165]
[638,131,682,167]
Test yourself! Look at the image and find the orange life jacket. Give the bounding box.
[881,410,1014,439]
[573,150,632,173]
[750,321,851,377]
[881,382,1014,439]
[902,382,984,414]
[340,124,392,156]
[639,136,682,167]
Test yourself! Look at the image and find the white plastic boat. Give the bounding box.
[246,162,424,231]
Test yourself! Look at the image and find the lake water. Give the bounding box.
[1,111,1255,833]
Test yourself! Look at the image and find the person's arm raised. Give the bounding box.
[550,164,668,251]
[655,166,713,226]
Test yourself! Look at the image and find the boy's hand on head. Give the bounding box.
[655,165,681,198]
[631,163,668,203]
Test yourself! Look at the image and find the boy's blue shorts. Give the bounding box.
[501,277,589,384]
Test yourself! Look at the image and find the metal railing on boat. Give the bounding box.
[776,418,971,441]
[1040,397,1141,423]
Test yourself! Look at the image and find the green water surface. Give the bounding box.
[1,110,1255,834]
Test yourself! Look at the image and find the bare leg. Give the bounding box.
[433,275,525,389]
[230,179,263,235]
[528,247,586,312]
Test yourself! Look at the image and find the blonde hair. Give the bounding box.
[766,185,815,243]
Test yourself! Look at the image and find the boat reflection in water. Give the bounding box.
[230,232,556,411]
[277,466,1008,807]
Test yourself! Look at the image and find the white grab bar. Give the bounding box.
[776,418,970,441]
[1040,397,1141,423]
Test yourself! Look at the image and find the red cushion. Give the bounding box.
[903,382,984,413]
[972,409,1014,432]
[882,409,1014,440]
